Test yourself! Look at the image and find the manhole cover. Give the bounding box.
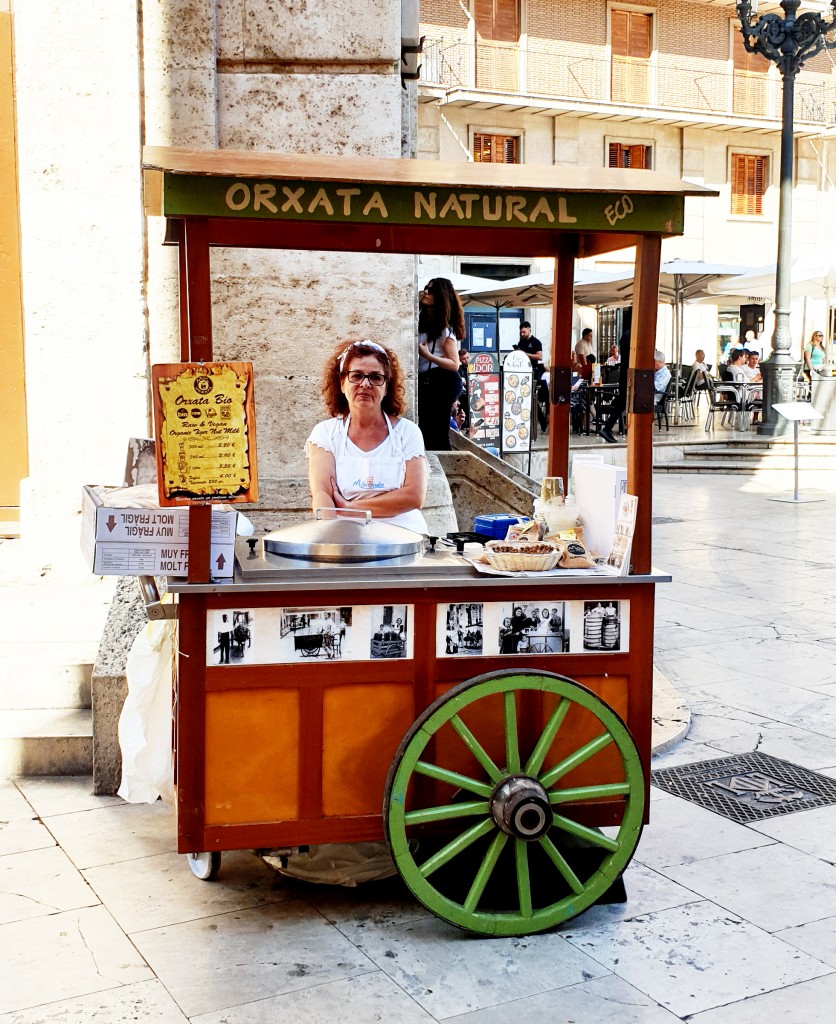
[651,752,836,823]
[651,516,683,525]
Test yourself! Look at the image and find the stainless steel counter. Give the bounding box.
[165,537,671,594]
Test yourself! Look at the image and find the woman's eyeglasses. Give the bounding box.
[345,370,388,387]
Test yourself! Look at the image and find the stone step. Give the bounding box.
[680,453,836,470]
[656,459,834,475]
[0,708,92,776]
[2,645,95,710]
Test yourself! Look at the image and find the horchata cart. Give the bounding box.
[142,146,713,935]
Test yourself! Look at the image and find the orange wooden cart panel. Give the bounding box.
[204,689,300,825]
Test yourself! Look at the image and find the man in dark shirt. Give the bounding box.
[516,321,544,379]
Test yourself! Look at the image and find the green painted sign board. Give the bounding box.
[162,173,684,235]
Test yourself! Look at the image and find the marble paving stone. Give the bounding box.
[0,979,190,1023]
[0,778,34,820]
[649,738,731,770]
[660,843,836,932]
[775,915,836,971]
[440,973,683,1023]
[130,901,375,1018]
[553,861,699,933]
[0,905,153,1015]
[0,816,57,858]
[15,776,122,817]
[299,874,432,928]
[633,797,773,870]
[706,721,836,771]
[334,912,610,1019]
[562,899,831,1018]
[0,845,98,925]
[191,970,436,1024]
[43,801,175,869]
[747,804,836,864]
[687,971,836,1023]
[85,850,292,932]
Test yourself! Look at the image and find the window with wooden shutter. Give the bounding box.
[732,25,769,115]
[611,10,652,104]
[608,142,652,169]
[731,153,767,216]
[474,0,520,42]
[473,132,519,163]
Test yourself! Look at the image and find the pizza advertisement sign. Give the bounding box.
[467,353,501,449]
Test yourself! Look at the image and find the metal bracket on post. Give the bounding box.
[137,576,179,621]
[550,366,572,406]
[628,368,655,414]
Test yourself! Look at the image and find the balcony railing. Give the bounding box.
[421,39,836,126]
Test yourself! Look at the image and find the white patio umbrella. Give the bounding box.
[422,270,507,294]
[460,269,625,308]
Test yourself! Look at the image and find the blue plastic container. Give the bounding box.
[473,514,530,539]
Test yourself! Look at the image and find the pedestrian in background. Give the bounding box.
[417,278,465,450]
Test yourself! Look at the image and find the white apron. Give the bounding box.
[335,415,428,534]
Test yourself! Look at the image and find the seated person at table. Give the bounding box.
[727,348,747,383]
[578,353,596,383]
[605,344,620,366]
[306,339,428,533]
[741,350,762,383]
[654,351,671,406]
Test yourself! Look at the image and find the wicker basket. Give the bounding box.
[484,541,560,572]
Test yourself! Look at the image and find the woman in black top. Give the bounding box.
[417,278,465,450]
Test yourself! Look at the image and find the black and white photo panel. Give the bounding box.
[206,605,415,665]
[209,609,257,666]
[369,605,410,660]
[572,600,630,653]
[437,602,485,656]
[496,602,569,655]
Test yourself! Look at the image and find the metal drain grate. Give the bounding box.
[651,516,684,525]
[651,752,836,824]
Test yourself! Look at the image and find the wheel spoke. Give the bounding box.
[463,831,509,913]
[504,692,520,773]
[515,839,533,918]
[551,813,620,852]
[414,760,494,797]
[524,698,571,777]
[450,715,504,784]
[539,732,614,789]
[419,818,496,878]
[549,782,631,805]
[539,834,585,895]
[404,800,490,826]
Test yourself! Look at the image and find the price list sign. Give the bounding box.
[152,362,258,506]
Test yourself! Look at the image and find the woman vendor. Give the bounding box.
[306,339,429,533]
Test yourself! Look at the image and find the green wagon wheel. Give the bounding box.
[384,670,644,936]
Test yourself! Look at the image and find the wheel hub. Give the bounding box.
[490,775,552,841]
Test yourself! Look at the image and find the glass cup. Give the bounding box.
[540,477,565,504]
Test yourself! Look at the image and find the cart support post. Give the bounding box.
[627,234,662,575]
[182,217,213,362]
[547,237,576,482]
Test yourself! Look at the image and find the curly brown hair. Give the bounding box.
[321,339,406,418]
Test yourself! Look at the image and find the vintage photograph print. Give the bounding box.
[582,601,622,652]
[497,603,569,655]
[442,603,484,656]
[279,607,353,661]
[211,609,255,666]
[369,605,409,659]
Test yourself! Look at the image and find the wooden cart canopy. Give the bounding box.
[143,147,716,254]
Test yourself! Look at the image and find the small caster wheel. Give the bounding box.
[187,851,221,880]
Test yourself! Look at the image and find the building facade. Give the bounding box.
[1,0,414,549]
[417,0,836,360]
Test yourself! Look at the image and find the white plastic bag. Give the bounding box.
[117,616,176,804]
[263,843,398,887]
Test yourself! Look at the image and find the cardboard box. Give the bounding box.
[81,485,236,577]
[571,463,628,559]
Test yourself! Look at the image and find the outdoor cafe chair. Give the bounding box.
[704,375,748,432]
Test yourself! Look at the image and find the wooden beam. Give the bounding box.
[547,237,576,481]
[627,234,662,574]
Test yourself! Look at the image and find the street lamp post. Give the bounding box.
[736,0,836,434]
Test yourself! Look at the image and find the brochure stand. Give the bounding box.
[769,402,824,504]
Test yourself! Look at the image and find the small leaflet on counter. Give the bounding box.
[606,494,638,576]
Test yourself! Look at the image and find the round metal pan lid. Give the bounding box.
[263,508,425,562]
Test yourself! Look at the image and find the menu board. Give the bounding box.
[152,362,258,506]
[467,353,501,449]
[500,350,533,453]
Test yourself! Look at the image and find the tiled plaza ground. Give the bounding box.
[2,472,836,1022]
